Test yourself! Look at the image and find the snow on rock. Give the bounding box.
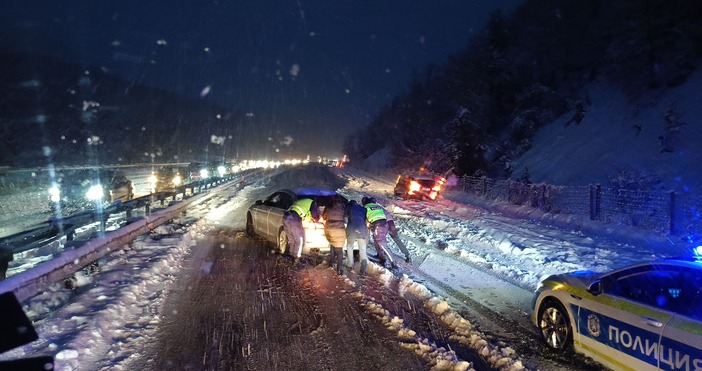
[399,339,474,371]
[427,297,450,316]
[55,348,79,360]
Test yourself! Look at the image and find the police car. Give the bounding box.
[532,253,702,370]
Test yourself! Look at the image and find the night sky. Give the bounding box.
[1,0,520,160]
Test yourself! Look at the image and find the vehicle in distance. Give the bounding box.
[186,161,231,182]
[48,169,133,214]
[107,171,134,202]
[532,257,702,371]
[246,188,345,255]
[394,173,445,200]
[148,166,184,193]
[186,162,208,182]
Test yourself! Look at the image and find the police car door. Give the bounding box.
[576,265,671,371]
[658,269,702,371]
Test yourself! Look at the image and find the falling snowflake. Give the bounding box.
[289,64,301,77]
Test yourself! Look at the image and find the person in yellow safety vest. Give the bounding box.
[362,196,397,270]
[283,197,320,266]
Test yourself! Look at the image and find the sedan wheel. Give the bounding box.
[538,300,572,351]
[277,229,288,255]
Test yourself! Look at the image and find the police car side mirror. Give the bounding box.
[588,280,603,295]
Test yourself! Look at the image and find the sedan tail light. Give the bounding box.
[408,180,421,195]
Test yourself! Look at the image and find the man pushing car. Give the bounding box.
[283,197,319,266]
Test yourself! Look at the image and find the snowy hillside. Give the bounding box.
[512,70,702,194]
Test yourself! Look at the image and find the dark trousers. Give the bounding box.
[282,211,304,258]
[370,220,394,266]
[387,220,410,260]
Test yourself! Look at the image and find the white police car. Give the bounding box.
[532,254,702,371]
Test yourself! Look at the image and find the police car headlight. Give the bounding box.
[85,185,104,200]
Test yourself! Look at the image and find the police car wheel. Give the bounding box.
[277,229,288,255]
[245,213,255,237]
[538,300,573,351]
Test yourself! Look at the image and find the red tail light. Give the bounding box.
[408,180,421,195]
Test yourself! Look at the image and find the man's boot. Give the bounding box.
[333,248,344,274]
[360,259,368,275]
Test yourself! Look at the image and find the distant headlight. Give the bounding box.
[217,165,226,177]
[200,169,209,179]
[172,174,182,186]
[49,186,61,202]
[149,174,158,184]
[85,184,104,201]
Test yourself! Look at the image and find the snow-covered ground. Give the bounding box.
[1,165,691,370]
[513,70,702,194]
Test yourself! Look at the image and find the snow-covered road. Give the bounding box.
[2,164,683,370]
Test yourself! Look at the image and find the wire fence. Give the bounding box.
[459,176,702,238]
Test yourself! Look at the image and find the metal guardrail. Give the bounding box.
[459,175,702,238]
[0,172,246,280]
[0,166,279,302]
[0,182,232,302]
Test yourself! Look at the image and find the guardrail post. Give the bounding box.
[0,246,12,280]
[589,184,601,220]
[542,184,547,209]
[589,184,595,220]
[507,180,513,203]
[669,191,676,235]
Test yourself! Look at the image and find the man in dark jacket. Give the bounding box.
[345,199,369,275]
[362,196,396,270]
[323,195,347,275]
